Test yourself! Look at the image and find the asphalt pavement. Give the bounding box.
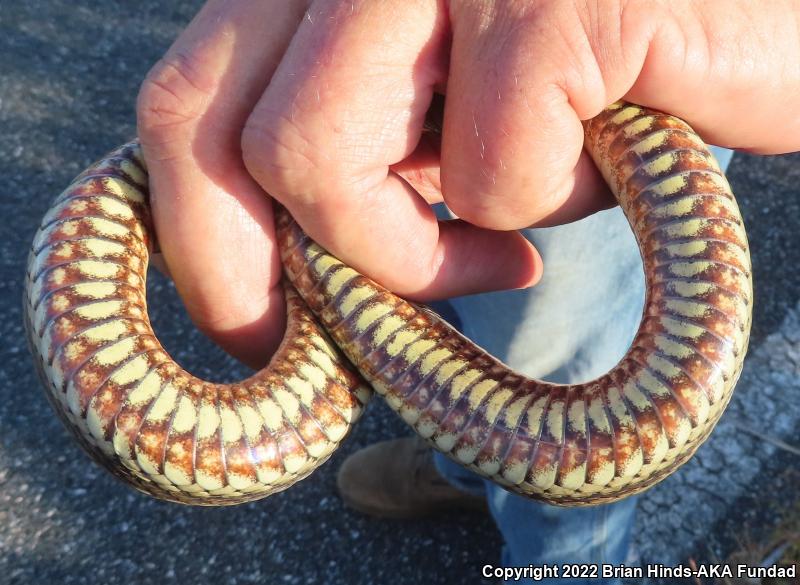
[1,2,798,584]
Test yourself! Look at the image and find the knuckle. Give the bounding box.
[443,190,507,230]
[136,52,212,143]
[444,177,564,230]
[441,166,519,230]
[241,109,331,206]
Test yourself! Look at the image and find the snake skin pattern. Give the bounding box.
[24,102,752,506]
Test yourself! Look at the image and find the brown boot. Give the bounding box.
[336,436,487,519]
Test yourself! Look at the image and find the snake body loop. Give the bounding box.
[24,102,752,506]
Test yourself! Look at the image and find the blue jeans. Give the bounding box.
[432,147,734,584]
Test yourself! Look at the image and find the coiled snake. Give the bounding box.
[24,102,752,506]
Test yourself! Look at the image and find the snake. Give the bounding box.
[24,102,752,507]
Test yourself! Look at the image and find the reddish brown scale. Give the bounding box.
[585,113,652,164]
[499,432,541,483]
[332,302,404,364]
[482,374,539,438]
[54,316,149,363]
[218,385,259,485]
[349,307,428,380]
[633,329,722,390]
[646,286,748,330]
[585,447,615,486]
[637,393,688,450]
[281,248,322,296]
[423,354,504,435]
[71,341,162,419]
[641,216,742,250]
[534,386,569,449]
[315,274,378,327]
[403,344,485,418]
[627,149,715,190]
[614,132,708,173]
[384,329,471,407]
[34,236,146,273]
[36,215,147,254]
[615,371,667,465]
[650,280,750,322]
[34,260,142,297]
[133,396,179,476]
[628,194,734,234]
[284,295,368,400]
[273,426,309,471]
[329,291,402,354]
[313,376,362,420]
[651,262,750,301]
[629,169,733,206]
[451,379,524,463]
[651,279,748,325]
[301,265,353,311]
[475,426,514,475]
[161,390,200,486]
[502,375,549,420]
[31,259,142,296]
[557,448,589,488]
[111,362,180,454]
[603,115,694,162]
[307,390,349,441]
[163,434,197,487]
[190,384,227,489]
[276,220,326,292]
[608,421,642,476]
[479,380,550,475]
[631,195,744,238]
[38,195,149,241]
[627,346,709,425]
[639,315,732,376]
[88,350,171,440]
[526,444,561,489]
[273,342,351,430]
[35,281,144,321]
[556,390,590,481]
[359,312,441,379]
[650,239,750,274]
[260,365,331,449]
[235,382,285,476]
[43,301,145,359]
[282,345,356,425]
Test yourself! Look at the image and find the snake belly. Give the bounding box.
[24,143,371,505]
[24,102,752,506]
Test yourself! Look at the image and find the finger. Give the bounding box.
[439,2,619,231]
[242,0,542,300]
[389,93,445,204]
[389,131,444,205]
[137,0,310,367]
[625,2,800,154]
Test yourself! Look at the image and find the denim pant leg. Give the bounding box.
[432,147,733,584]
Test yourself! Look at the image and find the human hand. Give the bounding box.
[137,0,800,368]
